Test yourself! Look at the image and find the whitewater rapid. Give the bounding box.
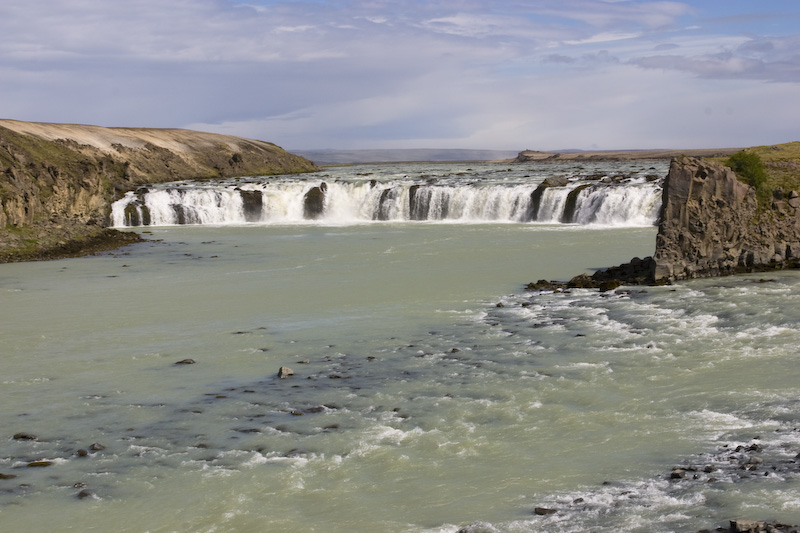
[111,161,666,228]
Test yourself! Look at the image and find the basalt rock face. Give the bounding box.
[0,119,317,261]
[555,156,800,289]
[651,157,800,283]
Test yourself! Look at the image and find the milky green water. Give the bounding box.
[2,169,800,532]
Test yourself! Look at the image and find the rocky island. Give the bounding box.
[0,119,317,262]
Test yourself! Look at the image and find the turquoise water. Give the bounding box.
[1,163,799,532]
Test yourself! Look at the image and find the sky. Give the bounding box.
[0,1,798,151]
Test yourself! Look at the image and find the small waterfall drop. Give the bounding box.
[111,162,666,228]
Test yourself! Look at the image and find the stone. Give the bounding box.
[670,468,687,479]
[12,432,37,440]
[174,358,196,365]
[277,366,294,378]
[598,279,622,292]
[533,507,557,516]
[730,520,766,533]
[239,189,264,222]
[526,279,558,291]
[27,461,53,467]
[0,473,18,479]
[303,183,327,219]
[567,273,597,289]
[561,183,592,223]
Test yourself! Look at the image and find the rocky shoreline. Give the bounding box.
[0,219,144,263]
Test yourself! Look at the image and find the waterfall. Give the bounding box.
[111,165,664,228]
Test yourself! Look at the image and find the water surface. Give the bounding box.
[2,162,799,532]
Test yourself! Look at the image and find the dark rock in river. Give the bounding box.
[239,189,263,222]
[278,366,294,379]
[76,489,96,500]
[13,432,37,441]
[526,279,558,291]
[174,359,196,365]
[528,176,570,221]
[303,182,327,219]
[561,183,591,223]
[725,520,800,533]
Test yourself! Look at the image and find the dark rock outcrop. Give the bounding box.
[561,183,591,223]
[651,157,800,282]
[238,189,264,222]
[528,176,570,221]
[558,156,800,289]
[303,182,327,219]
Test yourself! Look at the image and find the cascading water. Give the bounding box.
[111,161,667,228]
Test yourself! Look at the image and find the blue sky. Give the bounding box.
[1,1,798,151]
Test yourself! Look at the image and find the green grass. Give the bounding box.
[711,142,800,204]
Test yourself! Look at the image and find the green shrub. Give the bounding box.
[726,150,770,203]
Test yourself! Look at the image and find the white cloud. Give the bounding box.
[564,32,641,45]
[0,0,798,151]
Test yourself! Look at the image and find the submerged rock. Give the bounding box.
[76,489,96,500]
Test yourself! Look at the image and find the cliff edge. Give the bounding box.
[532,146,800,290]
[0,119,318,261]
[652,156,800,282]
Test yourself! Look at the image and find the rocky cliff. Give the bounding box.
[536,153,800,290]
[0,119,317,261]
[651,157,800,282]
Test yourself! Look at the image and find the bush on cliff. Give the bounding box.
[726,150,770,203]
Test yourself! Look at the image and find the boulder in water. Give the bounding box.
[278,366,294,379]
[303,183,327,219]
[239,189,263,222]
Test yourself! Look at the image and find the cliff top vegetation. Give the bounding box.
[712,141,800,198]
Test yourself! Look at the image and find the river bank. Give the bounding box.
[0,119,317,262]
[0,220,143,263]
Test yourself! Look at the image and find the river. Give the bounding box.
[1,161,798,532]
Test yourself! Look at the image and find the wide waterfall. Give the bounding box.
[111,161,666,228]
